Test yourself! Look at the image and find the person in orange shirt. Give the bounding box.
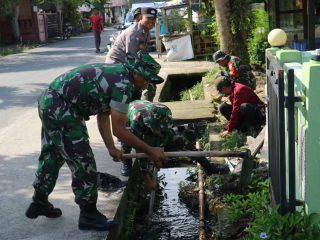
[90,8,103,53]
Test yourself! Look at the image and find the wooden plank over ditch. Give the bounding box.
[162,100,214,124]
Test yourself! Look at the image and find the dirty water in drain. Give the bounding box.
[134,167,201,240]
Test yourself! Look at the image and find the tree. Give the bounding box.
[213,0,254,63]
[0,0,21,43]
[213,0,233,53]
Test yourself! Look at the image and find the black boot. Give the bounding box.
[25,192,62,219]
[210,163,230,174]
[78,204,116,231]
[120,159,132,176]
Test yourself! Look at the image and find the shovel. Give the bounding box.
[122,150,249,175]
[147,167,158,228]
[122,150,248,159]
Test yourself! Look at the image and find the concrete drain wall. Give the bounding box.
[158,73,204,102]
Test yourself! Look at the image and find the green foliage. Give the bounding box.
[248,9,269,65]
[89,0,108,10]
[246,206,320,240]
[0,0,11,16]
[204,67,219,84]
[222,175,320,240]
[229,0,253,36]
[198,124,210,151]
[208,17,220,48]
[0,43,35,56]
[223,178,269,222]
[218,130,246,150]
[180,82,205,101]
[245,174,269,193]
[206,175,222,189]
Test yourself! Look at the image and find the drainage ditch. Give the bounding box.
[106,73,236,239]
[158,73,204,102]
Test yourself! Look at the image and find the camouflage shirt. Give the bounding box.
[127,100,197,171]
[127,100,173,147]
[226,56,256,90]
[49,63,134,120]
[127,100,194,149]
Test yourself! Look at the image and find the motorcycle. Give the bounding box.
[62,22,73,40]
[101,30,122,53]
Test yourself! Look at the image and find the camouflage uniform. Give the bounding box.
[33,63,134,206]
[126,100,193,172]
[225,56,256,90]
[213,50,256,90]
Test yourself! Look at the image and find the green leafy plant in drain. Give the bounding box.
[218,130,246,150]
[246,205,320,240]
[180,82,205,101]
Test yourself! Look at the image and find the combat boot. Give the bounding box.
[78,204,116,231]
[25,192,62,219]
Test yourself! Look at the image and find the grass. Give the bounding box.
[0,43,36,56]
[180,81,205,101]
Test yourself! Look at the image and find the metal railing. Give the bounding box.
[266,51,305,214]
[266,51,287,214]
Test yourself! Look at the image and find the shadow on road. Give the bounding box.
[0,83,48,109]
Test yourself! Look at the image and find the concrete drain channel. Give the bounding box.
[106,73,250,239]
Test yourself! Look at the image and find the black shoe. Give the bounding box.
[120,159,132,176]
[78,209,116,231]
[210,163,230,174]
[96,49,100,53]
[25,193,62,219]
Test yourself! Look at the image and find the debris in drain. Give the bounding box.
[97,172,127,192]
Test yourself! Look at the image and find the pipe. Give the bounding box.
[198,163,206,240]
[122,150,250,159]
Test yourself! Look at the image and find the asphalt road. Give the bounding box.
[0,28,126,240]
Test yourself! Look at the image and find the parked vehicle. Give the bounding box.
[62,22,72,40]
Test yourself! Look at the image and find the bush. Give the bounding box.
[248,9,269,65]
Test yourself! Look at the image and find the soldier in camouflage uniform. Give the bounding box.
[25,50,165,231]
[212,50,256,90]
[125,100,229,187]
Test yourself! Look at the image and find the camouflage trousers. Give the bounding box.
[33,88,98,206]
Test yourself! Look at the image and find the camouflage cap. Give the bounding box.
[133,7,141,19]
[144,102,173,135]
[125,50,164,84]
[212,50,228,63]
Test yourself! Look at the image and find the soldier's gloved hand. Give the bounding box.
[108,147,123,162]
